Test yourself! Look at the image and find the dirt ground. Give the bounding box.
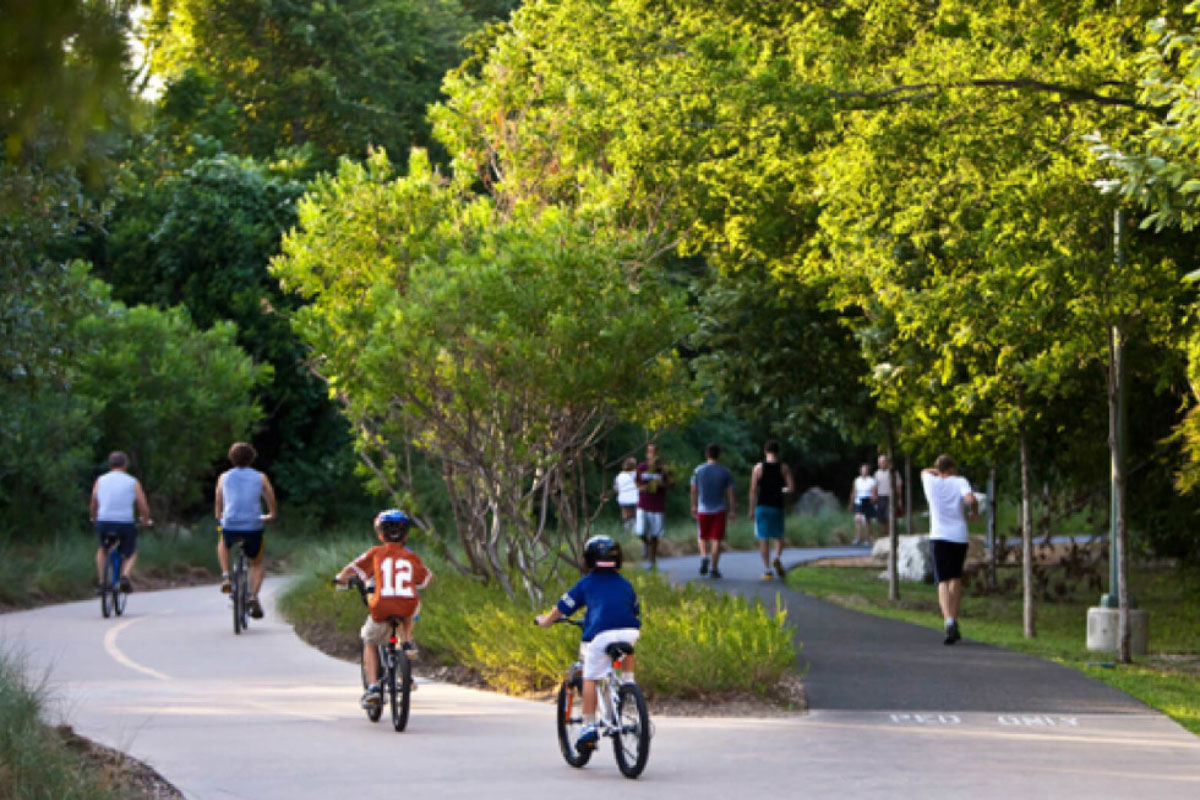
[55,725,184,799]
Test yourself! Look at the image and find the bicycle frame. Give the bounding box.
[99,536,127,618]
[338,576,412,731]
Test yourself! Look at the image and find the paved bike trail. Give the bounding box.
[656,547,1147,713]
[2,571,1198,798]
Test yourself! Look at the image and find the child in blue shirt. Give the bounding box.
[537,535,641,749]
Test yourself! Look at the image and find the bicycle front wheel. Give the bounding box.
[613,682,650,778]
[556,675,591,768]
[360,649,383,723]
[390,649,411,732]
[100,554,115,618]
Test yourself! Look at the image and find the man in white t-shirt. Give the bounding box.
[873,454,902,527]
[921,454,978,645]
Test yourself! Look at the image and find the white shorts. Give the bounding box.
[635,509,665,538]
[579,628,641,680]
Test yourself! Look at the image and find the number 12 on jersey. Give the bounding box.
[379,557,415,598]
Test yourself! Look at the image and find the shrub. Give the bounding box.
[279,537,798,700]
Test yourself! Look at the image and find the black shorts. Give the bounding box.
[854,498,875,519]
[95,521,138,558]
[931,539,969,583]
[874,498,891,523]
[221,529,264,561]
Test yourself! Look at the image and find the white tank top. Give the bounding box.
[96,471,138,523]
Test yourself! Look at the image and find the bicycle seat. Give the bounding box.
[385,615,408,625]
[605,641,635,659]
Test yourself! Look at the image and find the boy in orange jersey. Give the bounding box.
[335,509,432,708]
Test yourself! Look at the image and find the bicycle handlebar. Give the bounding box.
[535,616,584,628]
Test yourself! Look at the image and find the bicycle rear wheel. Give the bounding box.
[556,674,591,767]
[231,556,245,634]
[390,648,411,732]
[100,553,115,618]
[112,552,126,616]
[612,682,650,778]
[361,648,383,723]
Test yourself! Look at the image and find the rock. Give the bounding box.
[874,535,986,583]
[793,487,841,515]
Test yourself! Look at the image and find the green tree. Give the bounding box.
[95,153,356,505]
[273,149,694,599]
[145,0,473,168]
[74,303,269,520]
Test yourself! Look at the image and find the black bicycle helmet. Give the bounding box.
[583,535,622,572]
[375,508,413,542]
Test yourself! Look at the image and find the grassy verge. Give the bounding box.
[786,564,1200,734]
[0,651,153,800]
[277,534,799,702]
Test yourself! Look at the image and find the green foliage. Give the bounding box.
[0,0,133,164]
[73,302,269,519]
[0,652,127,800]
[96,152,361,507]
[279,539,797,699]
[145,0,473,168]
[273,149,695,598]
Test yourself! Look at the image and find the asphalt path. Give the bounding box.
[0,563,1197,799]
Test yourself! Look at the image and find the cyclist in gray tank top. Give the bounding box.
[214,442,277,618]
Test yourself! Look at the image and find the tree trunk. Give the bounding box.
[1020,429,1036,638]
[886,428,899,602]
[986,467,997,591]
[1109,321,1132,663]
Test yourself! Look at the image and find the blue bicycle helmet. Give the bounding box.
[375,509,413,542]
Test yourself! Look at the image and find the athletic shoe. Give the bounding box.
[401,641,419,657]
[361,684,382,709]
[699,557,710,576]
[773,558,786,578]
[248,596,264,619]
[944,621,961,645]
[118,576,133,593]
[761,572,774,581]
[220,576,231,594]
[710,568,723,579]
[575,723,599,750]
[95,583,106,596]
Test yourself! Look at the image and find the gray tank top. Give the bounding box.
[220,468,264,531]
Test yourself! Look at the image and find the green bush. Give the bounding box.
[278,535,798,700]
[0,652,126,800]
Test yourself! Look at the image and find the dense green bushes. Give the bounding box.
[278,536,798,699]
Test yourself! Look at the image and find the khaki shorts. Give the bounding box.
[360,604,419,646]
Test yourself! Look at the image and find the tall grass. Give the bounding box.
[277,534,799,700]
[0,652,128,800]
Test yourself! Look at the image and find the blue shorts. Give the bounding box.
[221,529,264,561]
[754,506,784,539]
[95,521,137,558]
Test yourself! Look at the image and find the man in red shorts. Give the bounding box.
[690,443,736,579]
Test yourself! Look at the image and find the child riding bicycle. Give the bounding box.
[334,509,432,709]
[536,535,641,751]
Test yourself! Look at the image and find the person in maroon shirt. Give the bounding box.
[634,443,671,568]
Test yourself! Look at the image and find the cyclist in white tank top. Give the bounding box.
[89,451,152,592]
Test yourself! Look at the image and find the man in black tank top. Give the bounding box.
[749,441,796,580]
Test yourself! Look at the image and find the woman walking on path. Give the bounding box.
[849,464,877,546]
[749,441,795,580]
[921,454,979,645]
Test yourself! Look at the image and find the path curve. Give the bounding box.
[1,572,1198,799]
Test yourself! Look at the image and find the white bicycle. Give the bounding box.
[549,618,651,779]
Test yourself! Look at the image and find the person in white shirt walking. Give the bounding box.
[921,454,979,645]
[89,451,152,593]
[849,464,877,546]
